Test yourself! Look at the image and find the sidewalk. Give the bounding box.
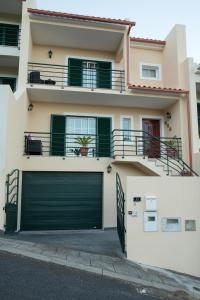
[0,236,199,299]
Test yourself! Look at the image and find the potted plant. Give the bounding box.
[75,136,93,157]
[165,139,177,158]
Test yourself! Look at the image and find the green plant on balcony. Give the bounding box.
[165,138,178,158]
[75,136,93,157]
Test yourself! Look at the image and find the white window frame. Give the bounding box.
[120,115,134,144]
[140,63,162,81]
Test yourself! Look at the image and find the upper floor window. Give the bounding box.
[0,23,19,47]
[140,63,161,80]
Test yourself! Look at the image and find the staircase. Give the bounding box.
[112,129,198,177]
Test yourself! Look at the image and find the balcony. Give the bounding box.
[23,130,198,176]
[27,62,125,92]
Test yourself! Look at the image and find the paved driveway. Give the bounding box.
[6,228,123,257]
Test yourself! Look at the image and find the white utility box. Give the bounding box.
[144,211,158,232]
[145,196,157,211]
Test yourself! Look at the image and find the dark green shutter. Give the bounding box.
[51,115,65,156]
[97,61,112,89]
[197,103,200,136]
[68,58,83,87]
[97,117,111,157]
[1,78,16,92]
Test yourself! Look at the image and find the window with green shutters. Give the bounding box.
[0,23,19,47]
[68,58,112,89]
[197,103,200,136]
[50,115,111,157]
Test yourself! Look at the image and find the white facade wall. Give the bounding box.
[126,176,200,277]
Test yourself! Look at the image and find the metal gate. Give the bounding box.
[4,169,19,233]
[116,173,125,253]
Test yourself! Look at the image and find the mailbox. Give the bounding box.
[144,211,158,232]
[145,196,157,211]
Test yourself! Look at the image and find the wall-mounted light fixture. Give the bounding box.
[107,164,112,174]
[28,103,34,111]
[48,49,53,59]
[166,112,172,120]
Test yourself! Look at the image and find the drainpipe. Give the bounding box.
[126,24,133,87]
[186,92,193,168]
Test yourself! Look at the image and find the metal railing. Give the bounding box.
[27,62,125,92]
[116,173,125,253]
[4,169,20,233]
[24,130,198,176]
[24,132,111,158]
[0,26,21,48]
[112,129,198,176]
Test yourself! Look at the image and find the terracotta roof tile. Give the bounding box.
[128,84,188,94]
[28,8,136,26]
[130,37,166,45]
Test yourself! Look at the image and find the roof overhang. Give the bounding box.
[130,37,166,51]
[28,9,136,52]
[128,85,188,96]
[28,8,135,27]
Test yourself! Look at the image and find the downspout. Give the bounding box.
[186,92,193,168]
[126,24,133,87]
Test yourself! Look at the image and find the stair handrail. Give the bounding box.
[112,129,199,176]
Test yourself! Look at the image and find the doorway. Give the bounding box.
[142,118,161,158]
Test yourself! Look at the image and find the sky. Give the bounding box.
[36,0,200,63]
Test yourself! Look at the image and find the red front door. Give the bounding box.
[142,119,160,158]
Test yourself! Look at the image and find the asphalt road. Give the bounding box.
[0,251,169,300]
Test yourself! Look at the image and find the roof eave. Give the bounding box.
[27,8,136,27]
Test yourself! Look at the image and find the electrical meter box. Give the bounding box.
[145,196,157,211]
[144,211,158,232]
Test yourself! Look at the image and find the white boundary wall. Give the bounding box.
[126,176,200,277]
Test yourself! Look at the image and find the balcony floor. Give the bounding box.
[27,85,178,109]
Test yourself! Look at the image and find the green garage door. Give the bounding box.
[21,172,102,231]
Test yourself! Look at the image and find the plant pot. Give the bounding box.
[180,170,191,176]
[166,147,177,158]
[80,147,89,156]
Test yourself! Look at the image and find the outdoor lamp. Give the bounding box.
[48,49,53,59]
[28,103,34,111]
[107,164,112,174]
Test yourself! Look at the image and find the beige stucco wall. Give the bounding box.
[0,86,29,230]
[129,25,187,91]
[126,176,200,277]
[129,47,163,87]
[27,101,164,132]
[30,44,122,70]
